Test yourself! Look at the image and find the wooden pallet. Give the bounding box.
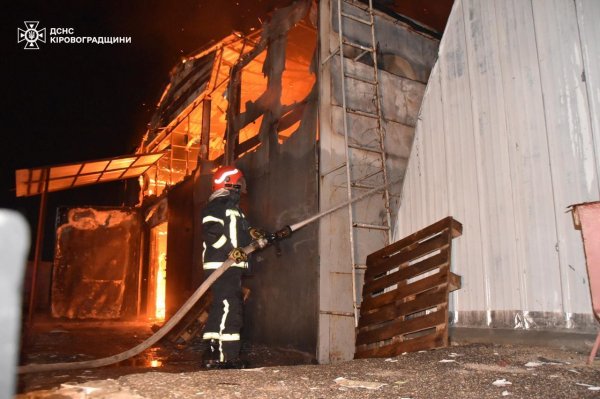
[355,217,462,359]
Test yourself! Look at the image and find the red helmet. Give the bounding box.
[212,166,246,192]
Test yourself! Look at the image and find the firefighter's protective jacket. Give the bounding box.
[202,192,252,270]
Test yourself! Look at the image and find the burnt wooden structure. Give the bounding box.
[355,217,462,358]
[13,0,450,363]
[52,207,143,319]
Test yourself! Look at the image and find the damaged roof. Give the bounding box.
[370,0,454,35]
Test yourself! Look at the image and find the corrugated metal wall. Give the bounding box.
[395,0,600,330]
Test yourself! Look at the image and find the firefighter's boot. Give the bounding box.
[202,339,219,367]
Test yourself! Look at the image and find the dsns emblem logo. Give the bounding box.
[17,21,46,50]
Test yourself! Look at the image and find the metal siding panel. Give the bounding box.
[409,126,425,231]
[423,65,449,223]
[395,0,598,328]
[395,0,488,316]
[532,0,598,315]
[576,0,600,189]
[416,109,430,230]
[462,0,521,311]
[438,0,487,315]
[494,0,562,313]
[403,169,414,236]
[401,66,448,233]
[395,160,414,239]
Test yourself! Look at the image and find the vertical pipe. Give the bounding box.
[336,0,359,327]
[200,98,212,161]
[224,67,241,166]
[367,0,392,245]
[235,81,241,151]
[169,129,174,184]
[28,168,49,324]
[136,227,145,318]
[185,116,190,175]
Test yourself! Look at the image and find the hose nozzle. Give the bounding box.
[267,225,292,243]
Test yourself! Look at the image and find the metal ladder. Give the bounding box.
[335,0,392,326]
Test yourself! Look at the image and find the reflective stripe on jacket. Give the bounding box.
[201,193,252,269]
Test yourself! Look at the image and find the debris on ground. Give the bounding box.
[17,379,148,399]
[576,382,600,391]
[334,377,386,390]
[16,322,600,399]
[524,361,544,367]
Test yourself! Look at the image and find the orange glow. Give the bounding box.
[149,223,168,321]
[138,21,317,198]
[144,348,164,368]
[156,250,167,320]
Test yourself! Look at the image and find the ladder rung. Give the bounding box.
[354,264,367,270]
[342,0,370,12]
[351,183,380,190]
[320,310,355,317]
[348,143,383,154]
[345,108,379,119]
[322,47,340,66]
[352,169,384,184]
[353,50,371,62]
[321,162,347,177]
[353,222,390,231]
[344,73,377,85]
[337,183,386,192]
[341,12,372,26]
[342,39,374,53]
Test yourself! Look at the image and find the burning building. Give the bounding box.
[127,0,440,362]
[14,0,600,370]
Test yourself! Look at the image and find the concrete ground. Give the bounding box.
[14,322,600,398]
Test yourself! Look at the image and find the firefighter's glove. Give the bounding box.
[249,227,267,240]
[229,247,248,263]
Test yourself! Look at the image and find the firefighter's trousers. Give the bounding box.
[202,267,243,361]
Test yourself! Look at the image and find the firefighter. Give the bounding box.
[201,165,265,369]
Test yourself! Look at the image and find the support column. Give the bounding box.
[28,168,49,323]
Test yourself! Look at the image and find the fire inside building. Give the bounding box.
[5,0,600,396]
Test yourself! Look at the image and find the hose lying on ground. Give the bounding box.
[18,239,267,374]
[19,181,393,373]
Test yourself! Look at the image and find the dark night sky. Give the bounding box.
[2,0,293,259]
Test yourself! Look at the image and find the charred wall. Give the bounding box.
[189,105,319,354]
[237,95,319,354]
[52,207,141,319]
[166,178,195,318]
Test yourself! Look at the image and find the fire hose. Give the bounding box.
[18,183,391,373]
